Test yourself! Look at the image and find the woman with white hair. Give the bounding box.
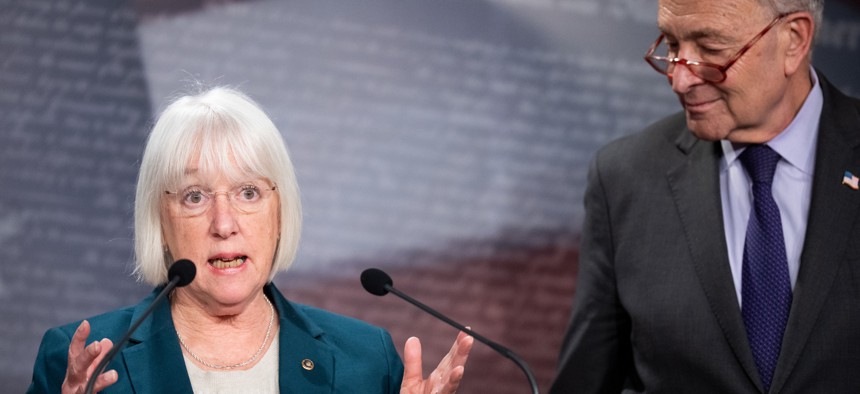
[28,87,472,393]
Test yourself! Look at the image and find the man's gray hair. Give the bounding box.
[762,0,824,37]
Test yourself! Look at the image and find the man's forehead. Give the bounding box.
[657,0,764,37]
[657,0,760,14]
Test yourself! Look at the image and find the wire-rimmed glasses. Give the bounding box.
[644,14,787,83]
[164,181,278,217]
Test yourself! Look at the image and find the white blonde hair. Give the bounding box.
[134,87,301,285]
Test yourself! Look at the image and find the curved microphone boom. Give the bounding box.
[360,268,540,394]
[84,259,196,394]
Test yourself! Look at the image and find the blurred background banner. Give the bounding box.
[1,0,858,392]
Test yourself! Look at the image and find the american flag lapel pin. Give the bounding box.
[843,171,859,190]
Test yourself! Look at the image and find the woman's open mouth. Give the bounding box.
[208,256,247,269]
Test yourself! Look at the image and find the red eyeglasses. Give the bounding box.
[644,14,787,83]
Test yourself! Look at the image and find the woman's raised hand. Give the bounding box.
[401,330,473,394]
[62,320,118,394]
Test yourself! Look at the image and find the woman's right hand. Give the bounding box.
[62,320,118,394]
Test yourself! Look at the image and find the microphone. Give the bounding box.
[360,268,540,394]
[84,259,196,394]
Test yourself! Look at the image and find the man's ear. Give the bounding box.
[783,11,815,76]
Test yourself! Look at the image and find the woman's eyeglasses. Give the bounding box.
[164,181,277,217]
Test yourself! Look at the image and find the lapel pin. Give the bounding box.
[301,359,315,371]
[843,171,859,190]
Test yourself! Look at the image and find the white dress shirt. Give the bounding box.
[719,68,824,306]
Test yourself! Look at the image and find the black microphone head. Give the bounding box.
[361,268,392,296]
[168,259,196,287]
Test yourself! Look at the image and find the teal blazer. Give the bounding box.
[28,284,404,393]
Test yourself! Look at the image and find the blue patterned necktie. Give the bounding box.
[740,144,792,392]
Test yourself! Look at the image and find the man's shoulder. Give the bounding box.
[820,74,860,128]
[597,111,690,164]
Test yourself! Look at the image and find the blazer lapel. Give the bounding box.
[770,76,860,394]
[121,288,194,394]
[112,285,342,393]
[667,131,764,390]
[268,285,334,394]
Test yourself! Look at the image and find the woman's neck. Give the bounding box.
[170,290,279,371]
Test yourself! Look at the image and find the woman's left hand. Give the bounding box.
[400,330,474,394]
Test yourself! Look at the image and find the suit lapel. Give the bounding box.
[121,288,194,394]
[770,76,860,394]
[268,285,335,394]
[666,131,764,390]
[109,285,343,393]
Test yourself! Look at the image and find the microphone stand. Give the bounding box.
[384,283,540,394]
[84,260,194,394]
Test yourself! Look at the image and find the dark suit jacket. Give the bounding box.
[550,74,860,393]
[28,283,404,393]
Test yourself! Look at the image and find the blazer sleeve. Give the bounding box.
[27,326,74,394]
[549,152,635,394]
[381,328,405,393]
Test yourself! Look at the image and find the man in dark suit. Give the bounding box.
[551,0,860,393]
